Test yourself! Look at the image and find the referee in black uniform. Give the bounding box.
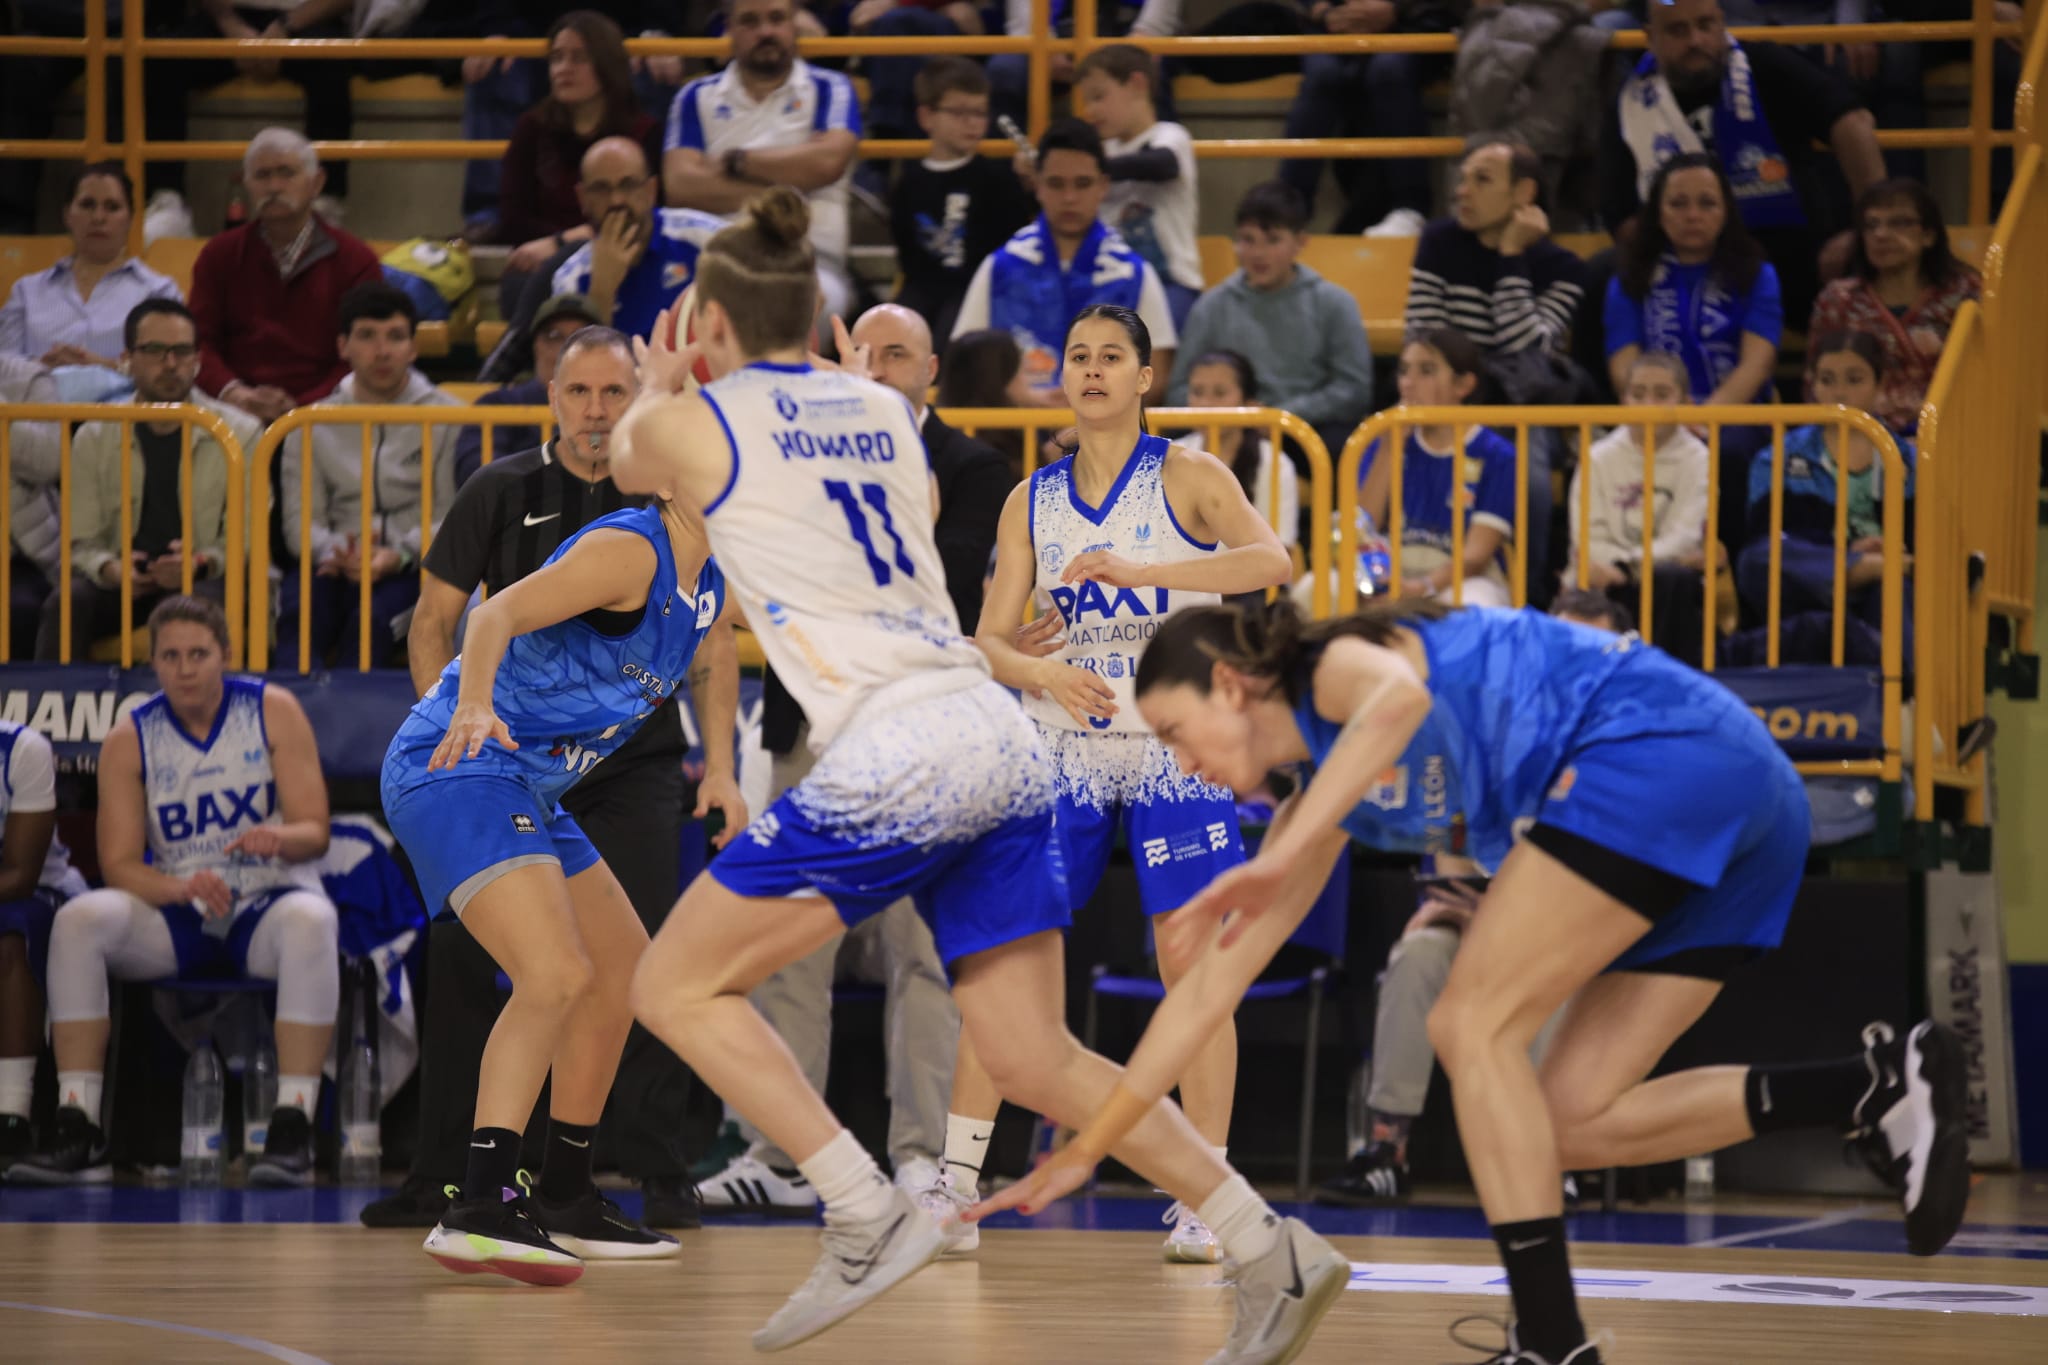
[362,323,715,1229]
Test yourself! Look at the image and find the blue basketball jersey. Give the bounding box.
[385,506,725,807]
[1294,608,1695,870]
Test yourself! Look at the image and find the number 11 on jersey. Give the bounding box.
[823,479,917,587]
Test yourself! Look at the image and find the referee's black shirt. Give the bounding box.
[421,439,685,769]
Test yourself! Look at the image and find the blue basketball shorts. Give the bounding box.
[710,676,1070,969]
[383,771,600,916]
[1038,726,1246,917]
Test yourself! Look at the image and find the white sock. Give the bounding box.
[943,1111,995,1190]
[57,1070,103,1124]
[798,1129,896,1225]
[1198,1172,1282,1264]
[0,1057,34,1118]
[276,1074,319,1114]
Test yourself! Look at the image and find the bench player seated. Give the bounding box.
[8,597,339,1187]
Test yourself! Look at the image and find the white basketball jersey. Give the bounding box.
[1023,435,1221,735]
[0,721,87,898]
[700,363,987,748]
[132,679,319,902]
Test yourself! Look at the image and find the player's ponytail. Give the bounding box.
[1136,598,1450,704]
[698,187,817,359]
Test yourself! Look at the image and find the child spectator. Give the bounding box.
[1358,328,1519,607]
[1569,351,1715,662]
[1180,350,1300,550]
[1075,43,1203,327]
[1166,180,1374,459]
[890,58,1037,351]
[1740,330,1914,651]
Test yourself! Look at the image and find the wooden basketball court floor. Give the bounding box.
[3,1176,2046,1363]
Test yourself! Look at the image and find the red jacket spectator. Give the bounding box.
[191,217,382,405]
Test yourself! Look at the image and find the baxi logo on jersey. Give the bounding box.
[1047,582,1172,651]
[157,781,275,843]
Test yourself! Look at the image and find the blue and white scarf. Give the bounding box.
[988,216,1147,390]
[1618,38,1805,231]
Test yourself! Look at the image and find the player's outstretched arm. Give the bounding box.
[689,594,748,847]
[429,531,658,771]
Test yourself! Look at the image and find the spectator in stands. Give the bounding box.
[0,354,64,661]
[936,329,1030,476]
[461,3,690,229]
[145,0,360,217]
[1551,585,1636,633]
[1568,350,1716,662]
[988,0,1185,131]
[1076,44,1204,328]
[1405,141,1587,388]
[890,58,1037,349]
[493,12,670,305]
[849,0,990,156]
[1178,350,1300,550]
[455,295,605,487]
[1604,154,1781,414]
[698,302,1013,1221]
[36,300,254,663]
[1807,178,1981,436]
[192,129,383,426]
[952,119,1178,405]
[1359,328,1519,606]
[556,138,727,341]
[9,595,337,1188]
[1166,181,1373,459]
[0,164,180,379]
[1449,0,1611,227]
[1739,329,1913,645]
[662,0,862,317]
[0,706,89,1165]
[277,284,459,671]
[1280,0,1460,237]
[1600,0,1885,323]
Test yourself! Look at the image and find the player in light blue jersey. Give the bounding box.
[612,187,1348,1361]
[980,599,1971,1365]
[381,441,742,1285]
[959,303,1291,1264]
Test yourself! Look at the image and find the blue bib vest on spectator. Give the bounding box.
[989,217,1148,388]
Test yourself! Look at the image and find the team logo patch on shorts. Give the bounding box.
[1206,821,1232,852]
[1548,766,1578,801]
[1141,836,1170,868]
[510,813,538,835]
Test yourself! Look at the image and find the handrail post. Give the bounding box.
[1971,0,1995,227]
[123,0,146,258]
[83,0,106,159]
[1029,0,1053,140]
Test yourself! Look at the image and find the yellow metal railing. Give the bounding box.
[244,404,554,673]
[0,2,2027,254]
[0,403,247,667]
[934,405,1334,618]
[1336,405,1909,783]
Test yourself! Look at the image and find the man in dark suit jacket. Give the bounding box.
[698,304,1023,1216]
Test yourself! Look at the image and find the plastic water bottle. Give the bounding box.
[243,1039,277,1157]
[339,1038,381,1185]
[1685,1153,1716,1202]
[181,1044,225,1187]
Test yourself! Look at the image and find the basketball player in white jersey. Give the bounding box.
[0,719,90,1168]
[614,188,1347,1362]
[937,303,1291,1263]
[7,597,339,1189]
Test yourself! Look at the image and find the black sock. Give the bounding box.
[462,1127,523,1202]
[539,1119,598,1201]
[1745,1055,1876,1136]
[1491,1217,1589,1363]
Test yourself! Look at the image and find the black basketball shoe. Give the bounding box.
[1849,1019,1972,1256]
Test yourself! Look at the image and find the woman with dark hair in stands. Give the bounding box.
[937,328,1029,477]
[0,162,180,377]
[1807,178,1980,436]
[1180,348,1299,551]
[1604,152,1782,557]
[495,12,666,294]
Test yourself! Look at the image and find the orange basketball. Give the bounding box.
[671,284,715,387]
